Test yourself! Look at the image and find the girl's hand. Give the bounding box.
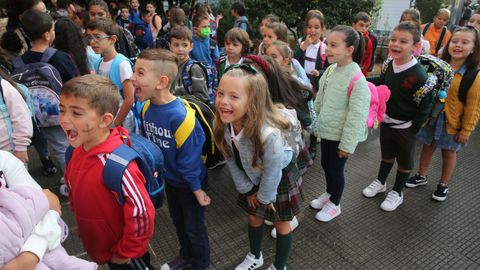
[455,133,469,144]
[193,189,211,206]
[337,150,349,159]
[265,203,276,212]
[216,14,223,21]
[14,151,29,163]
[309,69,320,77]
[247,193,260,209]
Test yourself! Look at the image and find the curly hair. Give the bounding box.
[54,18,89,75]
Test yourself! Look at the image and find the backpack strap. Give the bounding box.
[458,67,480,103]
[317,42,327,70]
[11,56,25,70]
[40,48,58,63]
[175,98,196,149]
[109,53,130,92]
[436,26,447,54]
[347,72,365,97]
[0,78,14,150]
[422,23,431,36]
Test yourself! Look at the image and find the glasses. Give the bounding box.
[224,63,258,74]
[85,34,111,42]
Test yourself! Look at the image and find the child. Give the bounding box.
[128,0,142,24]
[86,17,136,132]
[54,18,90,75]
[362,22,431,211]
[216,28,251,79]
[256,14,280,54]
[468,11,480,31]
[131,49,211,270]
[0,71,33,163]
[406,26,480,201]
[351,12,374,76]
[231,1,249,32]
[169,25,210,104]
[266,40,311,86]
[422,8,452,56]
[116,4,131,29]
[294,10,328,94]
[399,8,431,56]
[145,1,162,42]
[260,22,289,55]
[310,25,370,222]
[190,14,219,66]
[60,75,155,270]
[214,63,303,270]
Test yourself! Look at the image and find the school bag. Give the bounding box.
[66,131,165,209]
[422,23,447,55]
[129,21,154,50]
[458,67,480,103]
[236,19,255,44]
[182,59,218,106]
[10,48,63,128]
[116,27,140,63]
[141,97,224,169]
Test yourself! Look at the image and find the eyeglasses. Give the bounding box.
[85,34,111,42]
[224,63,258,74]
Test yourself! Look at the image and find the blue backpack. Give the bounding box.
[66,131,165,209]
[182,59,218,106]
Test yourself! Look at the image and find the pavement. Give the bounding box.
[30,130,480,269]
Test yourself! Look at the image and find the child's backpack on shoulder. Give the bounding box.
[182,59,218,106]
[66,130,165,209]
[11,48,63,128]
[129,21,154,50]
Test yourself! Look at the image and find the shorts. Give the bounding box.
[379,123,417,170]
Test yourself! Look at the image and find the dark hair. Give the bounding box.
[393,21,421,44]
[145,0,156,7]
[441,26,480,69]
[265,22,288,43]
[192,14,209,28]
[231,2,246,16]
[262,14,280,24]
[169,7,186,27]
[330,25,366,65]
[304,9,325,28]
[225,28,252,56]
[169,25,192,42]
[86,17,118,36]
[54,18,89,75]
[88,0,109,13]
[353,11,371,23]
[400,8,422,29]
[21,9,53,42]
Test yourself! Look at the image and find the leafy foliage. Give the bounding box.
[416,0,447,23]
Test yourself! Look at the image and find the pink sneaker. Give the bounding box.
[315,201,341,222]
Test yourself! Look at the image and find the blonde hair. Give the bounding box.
[269,40,293,60]
[437,8,451,19]
[213,68,289,170]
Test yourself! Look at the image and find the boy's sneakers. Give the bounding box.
[362,179,386,198]
[405,174,428,187]
[40,156,57,176]
[310,192,331,210]
[380,191,403,211]
[235,252,263,270]
[270,216,299,238]
[432,184,448,202]
[266,264,286,270]
[264,219,273,226]
[161,256,191,270]
[315,201,341,222]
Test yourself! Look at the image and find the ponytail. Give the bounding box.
[331,25,365,65]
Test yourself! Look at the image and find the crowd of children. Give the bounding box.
[1,0,480,269]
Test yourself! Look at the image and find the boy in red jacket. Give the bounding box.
[59,74,156,270]
[352,12,375,76]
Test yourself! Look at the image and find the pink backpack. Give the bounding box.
[347,72,391,129]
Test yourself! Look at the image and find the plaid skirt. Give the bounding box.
[237,158,304,222]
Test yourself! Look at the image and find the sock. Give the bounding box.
[248,225,263,259]
[274,232,292,270]
[377,161,394,184]
[393,171,411,194]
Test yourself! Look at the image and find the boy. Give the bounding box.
[117,4,131,29]
[352,12,376,76]
[422,8,452,56]
[131,49,211,270]
[60,74,155,270]
[190,14,219,66]
[86,17,136,132]
[169,25,210,104]
[231,1,249,31]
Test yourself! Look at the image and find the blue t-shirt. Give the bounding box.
[142,98,206,191]
[190,35,219,66]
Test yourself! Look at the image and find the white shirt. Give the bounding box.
[304,42,321,74]
[392,56,418,74]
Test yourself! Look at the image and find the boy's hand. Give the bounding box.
[14,151,29,163]
[43,189,61,215]
[337,150,349,159]
[111,255,130,265]
[193,189,211,206]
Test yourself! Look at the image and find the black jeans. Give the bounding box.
[108,252,155,270]
[320,139,348,205]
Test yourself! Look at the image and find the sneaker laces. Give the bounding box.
[237,253,261,269]
[385,191,401,203]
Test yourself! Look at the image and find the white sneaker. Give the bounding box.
[271,216,299,238]
[264,219,273,226]
[315,201,341,222]
[310,192,331,210]
[362,179,386,198]
[235,252,263,270]
[380,190,403,211]
[266,264,286,270]
[59,184,69,197]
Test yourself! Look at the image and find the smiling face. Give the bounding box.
[262,27,277,49]
[215,75,249,130]
[448,30,476,62]
[306,17,323,44]
[388,30,418,65]
[59,95,112,150]
[131,58,162,102]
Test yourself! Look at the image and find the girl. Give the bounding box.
[468,11,480,32]
[216,28,251,79]
[294,10,329,94]
[145,1,162,42]
[399,8,431,56]
[256,14,281,54]
[214,64,303,270]
[54,18,90,75]
[362,22,430,211]
[406,26,480,201]
[128,0,141,24]
[259,22,288,55]
[310,25,370,222]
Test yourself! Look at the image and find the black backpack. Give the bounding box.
[422,23,447,55]
[458,67,480,103]
[237,19,255,44]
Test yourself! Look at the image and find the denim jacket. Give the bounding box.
[223,124,290,204]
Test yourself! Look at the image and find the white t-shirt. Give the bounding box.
[304,42,321,74]
[98,58,133,91]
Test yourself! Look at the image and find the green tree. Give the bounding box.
[416,0,447,23]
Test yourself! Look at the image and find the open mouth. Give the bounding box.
[219,108,233,119]
[390,48,401,54]
[66,129,79,143]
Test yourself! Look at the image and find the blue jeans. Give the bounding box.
[165,182,210,269]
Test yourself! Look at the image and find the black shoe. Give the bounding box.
[40,156,57,176]
[405,174,427,188]
[432,184,448,202]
